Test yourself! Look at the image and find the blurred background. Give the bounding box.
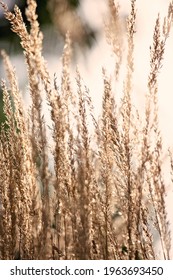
[0,0,99,55]
[0,0,173,258]
[0,0,101,124]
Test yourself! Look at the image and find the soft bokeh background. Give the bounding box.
[0,0,173,258]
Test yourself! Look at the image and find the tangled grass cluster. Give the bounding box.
[0,0,173,260]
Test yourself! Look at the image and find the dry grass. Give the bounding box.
[0,0,173,259]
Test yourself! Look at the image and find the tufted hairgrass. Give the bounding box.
[0,0,172,259]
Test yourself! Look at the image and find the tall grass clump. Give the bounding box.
[0,0,173,259]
